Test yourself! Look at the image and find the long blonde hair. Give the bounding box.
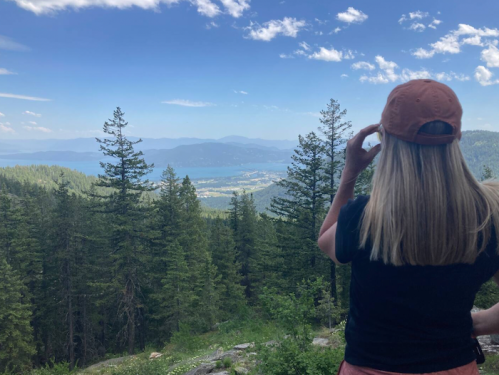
[360,122,499,266]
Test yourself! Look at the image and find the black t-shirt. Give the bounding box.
[336,195,499,374]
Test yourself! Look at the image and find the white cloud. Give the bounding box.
[462,35,483,46]
[246,17,306,41]
[294,49,307,56]
[192,0,220,17]
[279,53,293,59]
[374,55,399,81]
[332,27,342,34]
[0,35,29,51]
[8,0,250,17]
[0,68,16,75]
[409,10,428,19]
[454,24,499,37]
[162,99,215,107]
[23,125,52,133]
[206,21,219,29]
[308,47,343,62]
[399,11,429,24]
[413,24,499,59]
[428,18,442,29]
[0,123,15,134]
[0,92,51,101]
[351,61,375,70]
[299,41,310,51]
[219,0,249,18]
[23,110,42,117]
[481,44,499,67]
[340,74,348,78]
[412,47,435,59]
[475,66,499,86]
[360,73,390,84]
[336,7,368,24]
[343,50,355,59]
[357,55,469,84]
[0,112,4,117]
[409,23,426,32]
[28,121,38,125]
[233,90,248,94]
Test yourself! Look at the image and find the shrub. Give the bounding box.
[222,357,232,368]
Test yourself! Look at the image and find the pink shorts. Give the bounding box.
[337,361,479,375]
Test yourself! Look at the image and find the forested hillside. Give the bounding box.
[0,165,99,195]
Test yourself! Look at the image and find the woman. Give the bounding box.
[318,79,499,374]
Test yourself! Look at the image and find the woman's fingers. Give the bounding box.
[351,124,381,148]
[366,143,382,162]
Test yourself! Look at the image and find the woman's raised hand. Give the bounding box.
[343,124,382,180]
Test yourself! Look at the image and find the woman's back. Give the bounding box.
[336,195,499,373]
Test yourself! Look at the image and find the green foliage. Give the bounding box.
[215,360,222,369]
[475,279,499,309]
[222,357,232,368]
[258,338,344,375]
[170,324,202,352]
[0,259,36,374]
[481,353,499,375]
[29,361,75,375]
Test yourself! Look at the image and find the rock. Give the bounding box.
[312,338,329,347]
[491,334,499,345]
[211,372,230,375]
[263,340,277,346]
[149,352,162,359]
[247,352,258,356]
[208,349,239,362]
[184,363,217,375]
[234,343,254,350]
[234,366,249,375]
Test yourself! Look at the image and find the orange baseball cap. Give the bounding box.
[380,79,463,145]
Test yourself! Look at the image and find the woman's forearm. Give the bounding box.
[319,171,357,238]
[472,303,499,336]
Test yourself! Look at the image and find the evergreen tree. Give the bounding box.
[161,240,192,334]
[251,214,285,297]
[232,192,258,299]
[270,132,328,283]
[482,165,495,180]
[93,107,154,355]
[318,99,353,304]
[178,176,220,330]
[209,217,246,318]
[0,259,36,373]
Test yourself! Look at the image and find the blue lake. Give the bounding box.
[0,159,289,181]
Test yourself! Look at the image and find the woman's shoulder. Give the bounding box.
[340,195,370,216]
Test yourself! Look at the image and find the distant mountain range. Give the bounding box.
[0,135,297,154]
[0,131,498,178]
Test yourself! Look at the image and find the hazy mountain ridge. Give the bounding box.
[0,135,297,154]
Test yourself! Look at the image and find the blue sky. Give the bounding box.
[1,0,499,140]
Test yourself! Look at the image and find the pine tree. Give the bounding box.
[178,176,219,331]
[93,107,154,355]
[161,240,192,335]
[251,214,285,298]
[318,99,353,304]
[482,165,495,181]
[0,259,36,373]
[232,192,258,299]
[270,132,328,283]
[209,217,246,318]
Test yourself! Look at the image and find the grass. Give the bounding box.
[481,353,499,375]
